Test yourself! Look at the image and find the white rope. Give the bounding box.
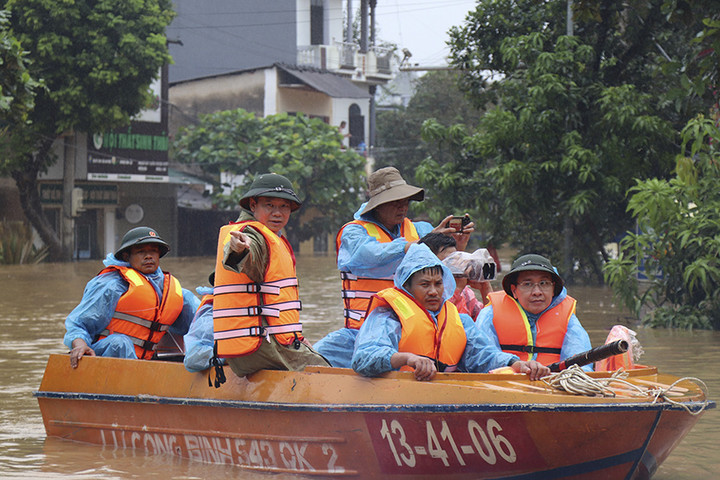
[541,365,711,415]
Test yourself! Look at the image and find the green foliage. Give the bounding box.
[375,70,484,181]
[1,0,175,261]
[0,10,41,157]
[172,109,367,247]
[0,221,48,264]
[604,116,720,329]
[430,0,718,282]
[5,0,175,136]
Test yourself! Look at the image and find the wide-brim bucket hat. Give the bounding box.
[360,167,424,215]
[115,226,170,258]
[239,173,302,211]
[502,254,564,297]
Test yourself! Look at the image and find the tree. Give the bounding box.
[375,70,484,181]
[426,0,711,283]
[603,116,720,329]
[0,10,39,158]
[1,0,174,261]
[602,3,720,330]
[171,109,367,249]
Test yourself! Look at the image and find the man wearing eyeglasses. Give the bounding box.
[475,254,593,371]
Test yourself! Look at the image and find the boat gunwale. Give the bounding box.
[33,389,715,414]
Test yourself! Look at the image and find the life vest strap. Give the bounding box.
[110,312,170,332]
[99,329,158,351]
[214,278,298,296]
[213,300,302,319]
[214,322,303,340]
[343,308,364,321]
[340,272,393,281]
[500,344,562,355]
[341,290,375,299]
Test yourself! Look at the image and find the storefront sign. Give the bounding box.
[40,183,119,207]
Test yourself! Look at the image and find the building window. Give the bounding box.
[310,0,324,45]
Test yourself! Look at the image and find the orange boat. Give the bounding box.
[35,354,713,479]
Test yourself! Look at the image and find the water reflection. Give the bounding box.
[0,255,717,479]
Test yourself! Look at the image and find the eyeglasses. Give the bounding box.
[516,280,554,292]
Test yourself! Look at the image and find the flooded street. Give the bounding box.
[0,254,718,479]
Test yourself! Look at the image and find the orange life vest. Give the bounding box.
[97,265,184,360]
[367,287,466,372]
[335,218,420,329]
[198,294,213,309]
[487,291,575,364]
[213,221,303,358]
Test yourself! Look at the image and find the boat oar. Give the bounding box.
[547,340,629,372]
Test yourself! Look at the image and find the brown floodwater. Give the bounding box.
[0,254,718,479]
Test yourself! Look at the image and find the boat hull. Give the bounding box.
[35,354,712,479]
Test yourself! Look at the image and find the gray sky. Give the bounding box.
[373,0,477,67]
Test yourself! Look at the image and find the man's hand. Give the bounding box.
[431,216,476,251]
[510,360,550,381]
[229,230,252,254]
[452,220,475,251]
[69,339,95,368]
[391,352,437,381]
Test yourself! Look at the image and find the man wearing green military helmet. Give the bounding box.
[64,227,200,368]
[476,253,592,372]
[207,173,329,378]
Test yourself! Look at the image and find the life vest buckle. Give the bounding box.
[149,322,164,332]
[247,325,266,337]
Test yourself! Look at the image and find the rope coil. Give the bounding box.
[541,365,710,415]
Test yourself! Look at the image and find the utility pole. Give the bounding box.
[346,0,352,44]
[563,0,574,280]
[368,0,377,150]
[61,133,76,261]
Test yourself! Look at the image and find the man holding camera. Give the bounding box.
[314,167,471,368]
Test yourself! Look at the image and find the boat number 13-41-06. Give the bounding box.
[379,417,517,468]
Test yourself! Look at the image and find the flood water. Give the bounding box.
[0,254,718,479]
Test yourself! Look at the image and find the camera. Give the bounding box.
[443,249,497,282]
[448,215,471,232]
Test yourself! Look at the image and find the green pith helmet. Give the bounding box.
[502,254,564,297]
[115,226,170,258]
[239,173,302,211]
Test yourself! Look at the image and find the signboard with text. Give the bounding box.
[40,183,119,207]
[87,66,170,183]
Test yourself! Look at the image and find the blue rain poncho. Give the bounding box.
[317,204,434,368]
[475,287,594,371]
[351,243,506,377]
[63,253,200,359]
[336,203,434,278]
[183,286,223,372]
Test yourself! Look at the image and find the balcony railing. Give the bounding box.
[296,43,393,82]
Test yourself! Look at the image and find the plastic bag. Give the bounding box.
[594,325,644,371]
[442,248,497,281]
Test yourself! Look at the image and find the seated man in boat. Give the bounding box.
[351,243,549,381]
[64,227,201,368]
[419,233,493,318]
[212,173,329,378]
[315,167,471,368]
[475,254,593,371]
